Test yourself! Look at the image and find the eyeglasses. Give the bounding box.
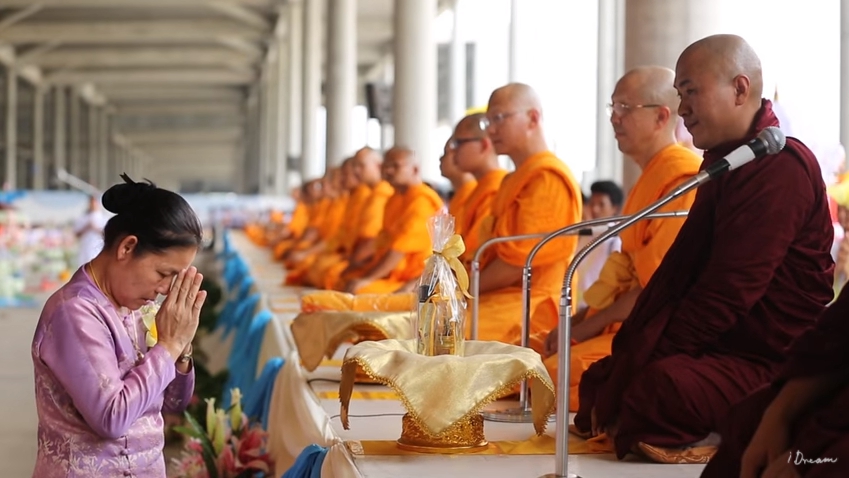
[606,102,662,117]
[482,110,523,128]
[448,137,483,150]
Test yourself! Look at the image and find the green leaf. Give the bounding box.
[184,411,220,478]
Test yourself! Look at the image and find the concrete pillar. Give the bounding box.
[622,0,722,191]
[325,0,357,168]
[508,0,519,82]
[288,0,304,182]
[88,104,98,185]
[32,85,45,190]
[99,109,109,187]
[449,0,466,124]
[841,0,849,150]
[595,0,625,185]
[53,86,66,189]
[5,68,16,189]
[394,0,437,178]
[69,90,80,178]
[275,34,289,195]
[301,0,324,180]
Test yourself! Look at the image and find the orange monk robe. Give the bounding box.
[284,194,349,285]
[319,181,395,290]
[350,183,444,294]
[457,170,508,266]
[448,180,477,221]
[542,143,702,410]
[303,184,373,287]
[274,199,327,260]
[472,152,582,343]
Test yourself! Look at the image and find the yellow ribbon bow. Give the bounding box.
[433,234,473,299]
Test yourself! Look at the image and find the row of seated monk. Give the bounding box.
[245,34,847,477]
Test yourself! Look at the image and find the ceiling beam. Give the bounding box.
[0,4,45,34]
[100,86,245,102]
[123,127,243,144]
[48,68,255,85]
[17,40,63,65]
[207,1,271,30]
[31,47,256,69]
[114,101,244,116]
[0,20,265,45]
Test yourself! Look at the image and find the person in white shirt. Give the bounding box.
[73,195,109,268]
[576,181,623,308]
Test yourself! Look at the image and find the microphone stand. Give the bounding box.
[481,211,688,424]
[470,216,640,341]
[542,170,712,478]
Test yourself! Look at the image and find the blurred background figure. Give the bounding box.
[73,195,108,269]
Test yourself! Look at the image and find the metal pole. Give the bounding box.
[481,211,688,424]
[544,171,711,478]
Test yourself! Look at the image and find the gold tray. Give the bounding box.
[396,413,488,453]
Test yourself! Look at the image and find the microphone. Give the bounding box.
[703,126,786,178]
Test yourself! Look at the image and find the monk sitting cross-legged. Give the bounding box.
[541,66,702,411]
[299,157,372,287]
[272,179,323,261]
[450,113,508,267]
[572,34,834,464]
[471,83,582,343]
[309,148,394,290]
[283,167,348,284]
[341,147,444,294]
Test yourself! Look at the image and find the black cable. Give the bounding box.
[329,413,406,421]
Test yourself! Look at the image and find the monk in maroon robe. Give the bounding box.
[572,34,835,464]
[701,285,849,478]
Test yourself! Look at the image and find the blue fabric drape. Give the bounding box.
[222,308,273,406]
[281,444,328,478]
[242,357,285,430]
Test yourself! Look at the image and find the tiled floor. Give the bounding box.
[0,305,41,477]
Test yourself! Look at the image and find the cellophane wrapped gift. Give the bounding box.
[415,214,471,357]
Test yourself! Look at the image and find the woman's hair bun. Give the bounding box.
[101,173,157,214]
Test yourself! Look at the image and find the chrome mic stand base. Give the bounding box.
[481,407,535,423]
[538,474,582,478]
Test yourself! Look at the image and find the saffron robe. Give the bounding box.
[472,151,582,343]
[544,143,702,410]
[701,286,849,478]
[319,181,395,290]
[573,101,835,458]
[350,183,444,294]
[459,169,508,266]
[284,194,348,285]
[274,199,326,261]
[448,180,477,222]
[303,184,373,287]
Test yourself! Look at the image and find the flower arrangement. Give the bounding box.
[171,388,274,478]
[139,302,159,347]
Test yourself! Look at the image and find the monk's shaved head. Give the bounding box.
[485,83,549,164]
[489,82,543,115]
[383,146,420,191]
[352,146,384,186]
[619,66,680,116]
[455,113,488,139]
[675,34,765,150]
[678,34,763,104]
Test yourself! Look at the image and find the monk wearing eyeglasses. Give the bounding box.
[439,137,477,222]
[471,83,582,344]
[451,113,507,267]
[541,66,702,411]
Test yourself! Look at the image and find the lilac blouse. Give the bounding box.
[31,268,194,477]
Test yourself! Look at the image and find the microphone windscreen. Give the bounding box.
[759,126,786,155]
